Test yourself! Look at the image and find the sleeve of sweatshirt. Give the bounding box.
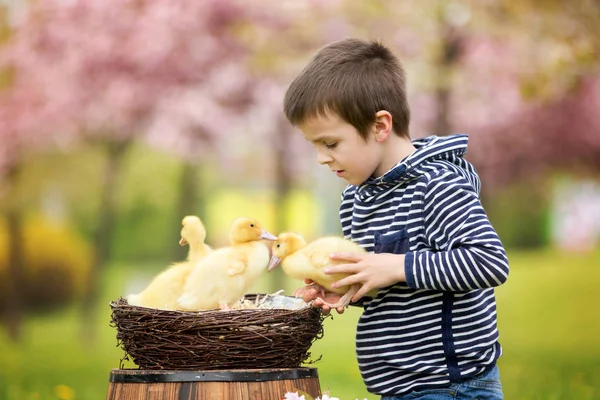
[404,171,509,291]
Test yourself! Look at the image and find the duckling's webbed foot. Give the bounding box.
[319,284,360,309]
[293,282,328,298]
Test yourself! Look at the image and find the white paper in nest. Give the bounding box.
[259,295,309,310]
[233,291,310,310]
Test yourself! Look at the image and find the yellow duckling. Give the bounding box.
[268,232,372,309]
[127,215,213,310]
[179,215,213,264]
[177,217,277,311]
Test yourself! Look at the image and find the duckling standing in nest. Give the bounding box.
[177,217,277,311]
[179,215,213,264]
[127,215,213,310]
[268,232,376,309]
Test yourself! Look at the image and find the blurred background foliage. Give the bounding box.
[0,0,599,399]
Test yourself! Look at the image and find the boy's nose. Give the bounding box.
[316,150,332,165]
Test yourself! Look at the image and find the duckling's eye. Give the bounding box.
[276,244,280,248]
[250,223,255,228]
[325,142,338,149]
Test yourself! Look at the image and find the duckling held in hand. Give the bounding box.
[127,215,213,310]
[177,217,277,311]
[268,232,373,309]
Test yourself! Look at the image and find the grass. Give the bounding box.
[495,249,600,399]
[0,248,599,399]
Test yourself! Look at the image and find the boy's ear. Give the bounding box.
[373,110,393,142]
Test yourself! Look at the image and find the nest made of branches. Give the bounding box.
[109,295,327,370]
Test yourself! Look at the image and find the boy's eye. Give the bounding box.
[325,142,337,149]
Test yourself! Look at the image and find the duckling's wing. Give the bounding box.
[227,252,248,276]
[308,249,332,269]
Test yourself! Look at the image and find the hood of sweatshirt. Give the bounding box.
[354,134,481,203]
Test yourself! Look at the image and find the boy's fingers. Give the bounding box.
[304,288,320,303]
[329,252,363,262]
[352,286,369,302]
[323,263,359,275]
[313,298,331,315]
[330,274,361,290]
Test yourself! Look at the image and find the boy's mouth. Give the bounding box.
[335,170,344,177]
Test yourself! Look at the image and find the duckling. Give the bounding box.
[177,217,277,311]
[126,215,212,310]
[268,232,372,309]
[179,215,213,264]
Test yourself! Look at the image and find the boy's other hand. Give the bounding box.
[293,279,346,315]
[327,252,406,302]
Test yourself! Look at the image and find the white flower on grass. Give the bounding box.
[284,392,305,400]
[320,394,340,400]
[283,392,344,400]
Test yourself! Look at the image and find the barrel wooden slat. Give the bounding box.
[106,368,322,400]
[228,382,250,400]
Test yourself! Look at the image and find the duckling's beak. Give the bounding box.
[260,230,278,241]
[268,255,281,272]
[179,237,188,246]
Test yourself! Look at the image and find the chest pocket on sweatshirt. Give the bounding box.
[374,228,409,254]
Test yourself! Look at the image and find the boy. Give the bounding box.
[283,38,509,399]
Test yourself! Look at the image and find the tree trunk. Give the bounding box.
[434,18,463,136]
[270,119,293,293]
[1,163,25,342]
[172,160,203,261]
[81,137,132,343]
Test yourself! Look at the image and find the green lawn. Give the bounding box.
[0,249,599,400]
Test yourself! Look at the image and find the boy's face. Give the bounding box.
[299,113,383,186]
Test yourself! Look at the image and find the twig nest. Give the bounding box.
[110,294,326,370]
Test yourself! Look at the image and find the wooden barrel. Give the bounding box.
[106,368,322,400]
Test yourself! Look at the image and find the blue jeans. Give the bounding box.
[381,366,503,400]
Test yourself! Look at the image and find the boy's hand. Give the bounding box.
[294,280,346,315]
[327,252,406,302]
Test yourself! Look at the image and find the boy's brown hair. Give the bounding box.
[283,38,410,140]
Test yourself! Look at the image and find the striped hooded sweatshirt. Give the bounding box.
[340,134,509,396]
